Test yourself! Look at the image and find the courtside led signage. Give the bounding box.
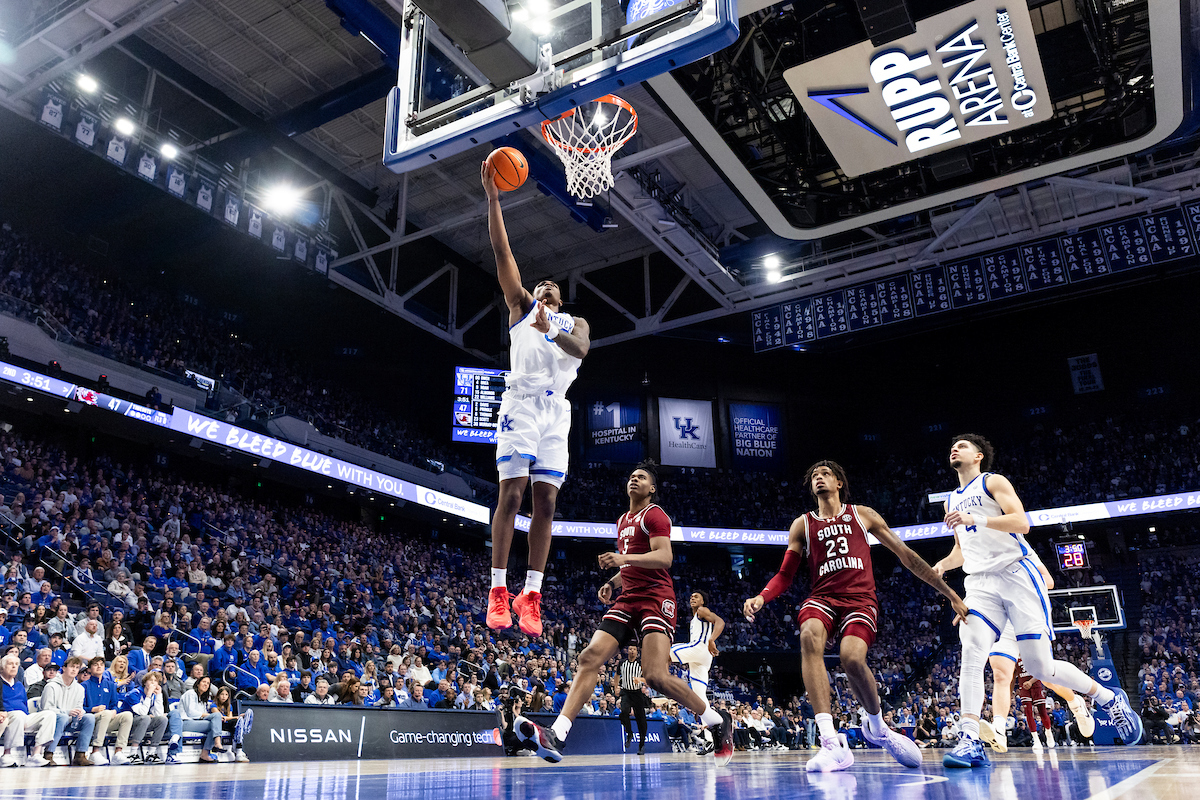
[786,1,1051,177]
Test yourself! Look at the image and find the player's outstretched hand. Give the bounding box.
[481,160,501,201]
[743,595,764,622]
[531,301,550,333]
[950,596,970,626]
[598,583,614,604]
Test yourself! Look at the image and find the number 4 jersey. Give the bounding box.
[803,504,878,600]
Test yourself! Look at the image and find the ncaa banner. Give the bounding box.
[658,397,716,468]
[729,402,785,472]
[583,397,644,463]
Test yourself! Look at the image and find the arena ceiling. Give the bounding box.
[0,0,1196,361]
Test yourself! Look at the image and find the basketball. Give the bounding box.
[487,146,529,191]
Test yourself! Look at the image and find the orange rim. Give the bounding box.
[541,94,639,154]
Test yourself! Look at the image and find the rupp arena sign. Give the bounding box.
[786,0,1051,177]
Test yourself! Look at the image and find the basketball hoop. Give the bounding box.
[1073,619,1100,648]
[542,95,638,199]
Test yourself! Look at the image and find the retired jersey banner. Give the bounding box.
[583,397,644,463]
[729,402,785,472]
[658,397,716,468]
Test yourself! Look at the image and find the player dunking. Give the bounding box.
[517,461,735,764]
[482,161,591,637]
[743,461,970,773]
[939,434,1142,768]
[670,591,724,714]
[935,545,1095,752]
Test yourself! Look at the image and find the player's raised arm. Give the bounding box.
[943,474,1030,534]
[858,505,969,626]
[482,160,532,317]
[697,606,725,656]
[744,515,806,622]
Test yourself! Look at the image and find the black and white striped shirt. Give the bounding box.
[619,659,642,691]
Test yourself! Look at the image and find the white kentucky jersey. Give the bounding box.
[949,472,1028,574]
[689,614,715,646]
[506,301,582,396]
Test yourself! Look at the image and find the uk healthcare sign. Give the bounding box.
[658,397,716,468]
[786,1,1051,176]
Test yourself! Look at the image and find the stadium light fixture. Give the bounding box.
[528,17,552,35]
[77,74,99,93]
[763,254,781,269]
[160,143,179,160]
[767,269,782,283]
[114,117,136,136]
[263,183,303,215]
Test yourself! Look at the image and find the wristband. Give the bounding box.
[973,514,987,528]
[544,322,562,342]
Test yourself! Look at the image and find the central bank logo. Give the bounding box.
[1097,667,1113,682]
[673,417,700,440]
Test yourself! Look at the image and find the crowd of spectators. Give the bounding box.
[1135,550,1200,743]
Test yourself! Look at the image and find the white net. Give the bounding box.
[542,95,638,199]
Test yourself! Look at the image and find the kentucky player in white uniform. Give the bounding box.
[670,591,724,707]
[938,434,1141,768]
[482,160,590,638]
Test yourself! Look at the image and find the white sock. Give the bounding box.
[816,713,837,740]
[524,570,543,594]
[551,715,572,741]
[960,718,981,740]
[864,710,885,734]
[491,568,507,590]
[700,704,723,727]
[1089,684,1115,705]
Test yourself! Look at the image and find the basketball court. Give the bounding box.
[0,748,1191,800]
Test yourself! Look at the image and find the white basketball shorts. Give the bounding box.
[990,622,1019,664]
[670,640,713,694]
[495,391,570,488]
[964,556,1056,647]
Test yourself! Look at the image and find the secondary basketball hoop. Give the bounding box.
[542,95,638,199]
[1073,618,1100,649]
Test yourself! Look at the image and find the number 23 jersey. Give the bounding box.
[803,504,878,600]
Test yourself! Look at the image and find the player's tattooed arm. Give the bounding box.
[482,160,533,320]
[858,505,970,626]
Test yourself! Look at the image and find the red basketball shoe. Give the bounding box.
[512,590,543,637]
[487,586,512,630]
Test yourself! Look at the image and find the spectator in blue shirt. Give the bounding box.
[0,652,56,766]
[81,656,136,765]
[209,634,238,677]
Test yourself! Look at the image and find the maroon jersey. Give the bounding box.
[616,504,674,600]
[803,504,878,599]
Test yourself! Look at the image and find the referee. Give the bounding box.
[619,644,648,754]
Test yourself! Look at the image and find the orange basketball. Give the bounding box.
[487,146,529,192]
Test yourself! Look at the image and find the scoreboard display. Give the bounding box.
[1056,541,1091,571]
[452,366,508,444]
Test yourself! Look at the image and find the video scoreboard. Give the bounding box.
[1056,541,1091,571]
[452,366,508,444]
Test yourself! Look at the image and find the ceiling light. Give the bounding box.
[763,254,781,269]
[263,183,303,215]
[528,17,552,35]
[767,269,782,283]
[114,117,135,136]
[160,143,179,160]
[77,74,98,93]
[512,8,530,22]
[527,0,550,14]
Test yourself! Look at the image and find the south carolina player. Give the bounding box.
[743,461,970,773]
[935,545,1095,753]
[482,161,590,637]
[670,591,725,710]
[1015,659,1057,752]
[520,461,734,764]
[939,434,1141,769]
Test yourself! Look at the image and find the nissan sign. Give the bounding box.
[786,1,1051,177]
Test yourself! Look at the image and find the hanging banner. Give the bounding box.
[315,248,330,275]
[583,397,644,463]
[223,192,240,226]
[728,402,785,471]
[658,397,716,468]
[271,225,287,253]
[196,180,215,213]
[1068,353,1104,394]
[166,165,187,198]
[137,152,157,182]
[248,207,264,239]
[74,112,97,148]
[39,94,65,131]
[105,134,128,166]
[293,236,308,264]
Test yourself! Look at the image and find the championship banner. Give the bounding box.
[136,151,158,182]
[196,180,215,213]
[165,165,187,198]
[728,402,785,471]
[583,397,644,463]
[74,112,98,148]
[658,397,716,468]
[1069,353,1104,394]
[39,94,65,131]
[240,702,668,762]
